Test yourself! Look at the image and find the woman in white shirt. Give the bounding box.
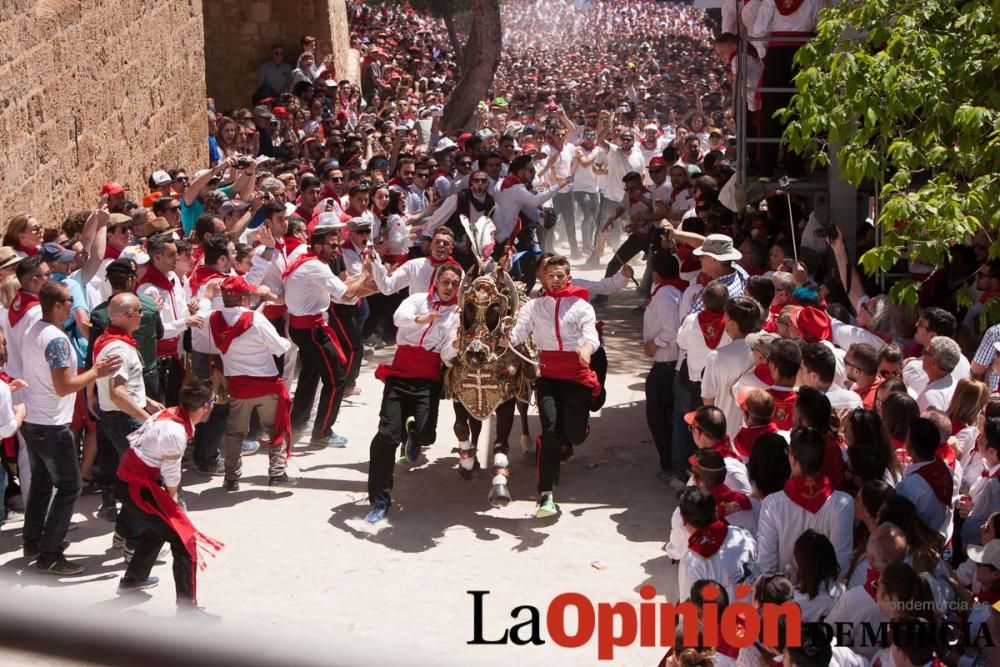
[792,529,846,622]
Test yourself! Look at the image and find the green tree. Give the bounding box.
[782,0,1000,310]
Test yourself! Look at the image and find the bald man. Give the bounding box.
[94,293,164,563]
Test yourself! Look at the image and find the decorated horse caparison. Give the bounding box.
[443,216,538,507]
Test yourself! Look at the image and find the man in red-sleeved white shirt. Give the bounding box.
[208,276,293,490]
[364,264,461,524]
[284,226,370,447]
[508,255,601,518]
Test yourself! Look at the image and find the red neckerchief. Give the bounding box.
[104,244,122,260]
[17,244,38,257]
[428,254,458,268]
[935,443,956,469]
[784,475,833,514]
[209,310,254,354]
[501,174,522,191]
[753,363,774,385]
[893,437,912,467]
[714,437,739,460]
[154,406,195,439]
[774,0,806,17]
[137,262,174,291]
[284,235,304,255]
[651,278,688,298]
[863,566,880,600]
[697,310,726,349]
[913,458,954,506]
[733,421,779,459]
[708,483,752,517]
[543,284,591,352]
[8,290,39,328]
[982,466,1000,480]
[977,588,1000,605]
[687,520,728,558]
[92,325,137,359]
[386,176,404,189]
[282,251,318,280]
[189,265,224,295]
[769,386,797,430]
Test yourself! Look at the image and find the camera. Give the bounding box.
[813,223,839,240]
[233,157,253,169]
[262,192,273,201]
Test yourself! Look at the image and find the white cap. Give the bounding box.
[967,539,1000,569]
[120,245,150,265]
[315,212,346,229]
[434,137,458,152]
[284,202,297,218]
[151,170,172,186]
[643,123,659,132]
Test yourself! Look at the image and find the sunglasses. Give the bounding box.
[471,178,489,183]
[458,161,473,167]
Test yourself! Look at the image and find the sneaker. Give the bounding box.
[35,556,85,576]
[194,460,225,476]
[365,499,389,524]
[268,473,298,487]
[310,432,348,448]
[241,440,261,456]
[23,541,70,559]
[97,491,118,521]
[404,416,420,463]
[223,478,240,492]
[535,493,557,518]
[117,576,159,594]
[177,606,222,623]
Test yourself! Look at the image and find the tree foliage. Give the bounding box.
[781,0,1000,307]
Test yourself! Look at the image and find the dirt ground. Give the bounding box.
[0,256,682,666]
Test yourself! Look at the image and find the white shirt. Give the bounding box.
[912,373,956,412]
[895,460,954,539]
[128,410,189,488]
[0,380,18,438]
[393,292,460,362]
[677,311,732,382]
[284,256,347,317]
[138,271,191,343]
[825,586,886,659]
[643,284,682,363]
[96,339,146,412]
[494,181,560,243]
[372,256,460,296]
[245,242,305,304]
[823,384,864,415]
[601,143,646,202]
[207,307,290,377]
[571,273,629,297]
[701,339,753,440]
[509,291,600,354]
[21,321,78,425]
[752,0,828,37]
[0,298,42,386]
[902,355,971,395]
[541,142,576,193]
[571,145,602,194]
[757,485,854,578]
[678,525,757,604]
[831,320,886,353]
[793,580,846,622]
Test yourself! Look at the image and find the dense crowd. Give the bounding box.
[0,1,997,663]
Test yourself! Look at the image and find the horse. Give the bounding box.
[444,259,538,507]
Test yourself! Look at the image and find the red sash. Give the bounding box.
[709,483,752,518]
[92,326,137,359]
[287,313,347,365]
[687,520,728,558]
[539,350,601,397]
[137,264,173,292]
[913,459,953,506]
[768,387,797,430]
[227,375,292,457]
[784,475,833,514]
[209,311,254,354]
[697,310,726,349]
[189,266,224,296]
[374,345,443,383]
[117,447,222,602]
[733,422,779,459]
[823,434,847,491]
[935,443,956,470]
[8,290,39,328]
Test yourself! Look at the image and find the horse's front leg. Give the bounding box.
[453,401,481,479]
[488,399,515,507]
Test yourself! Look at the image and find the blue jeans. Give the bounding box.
[572,191,600,254]
[552,192,578,255]
[21,423,81,559]
[99,411,145,546]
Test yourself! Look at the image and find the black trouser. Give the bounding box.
[143,366,161,403]
[330,304,362,388]
[190,352,229,469]
[266,315,287,376]
[645,362,676,474]
[21,423,80,560]
[100,412,145,547]
[759,44,802,174]
[157,355,182,407]
[493,226,539,293]
[590,346,609,411]
[368,377,442,505]
[289,324,346,439]
[604,232,649,277]
[115,480,196,605]
[536,378,592,494]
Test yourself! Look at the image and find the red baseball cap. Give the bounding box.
[649,157,668,169]
[797,306,831,343]
[221,275,256,296]
[100,180,129,196]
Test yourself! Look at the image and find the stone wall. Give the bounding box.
[0,0,209,229]
[203,0,355,113]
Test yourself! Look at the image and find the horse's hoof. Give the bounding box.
[489,484,511,507]
[459,459,480,480]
